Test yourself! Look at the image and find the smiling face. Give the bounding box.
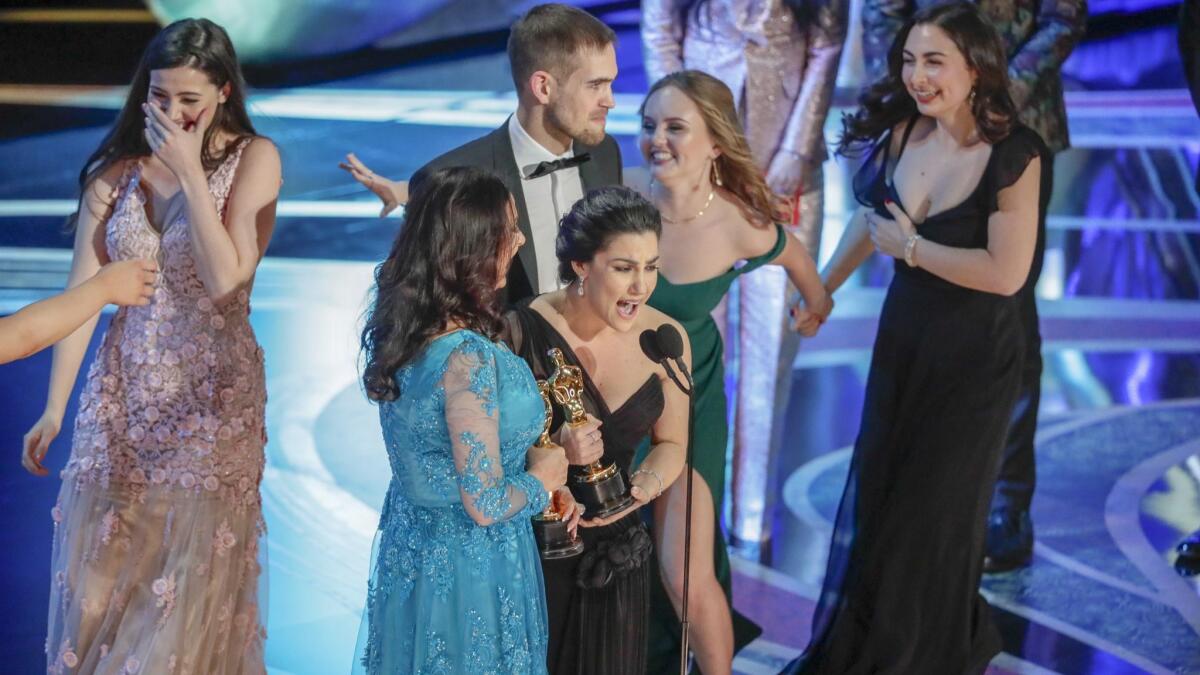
[638,85,719,186]
[572,231,659,331]
[545,44,617,147]
[902,24,976,119]
[147,66,227,133]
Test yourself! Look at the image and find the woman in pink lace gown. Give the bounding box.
[20,19,281,674]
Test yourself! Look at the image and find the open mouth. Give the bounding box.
[616,299,640,319]
[912,89,939,105]
[649,150,673,166]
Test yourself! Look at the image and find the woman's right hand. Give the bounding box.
[95,259,157,306]
[338,153,408,216]
[527,443,569,492]
[555,414,604,465]
[22,410,62,477]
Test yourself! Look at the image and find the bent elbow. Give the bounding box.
[994,275,1025,297]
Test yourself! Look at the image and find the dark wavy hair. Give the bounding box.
[71,18,256,228]
[557,187,662,284]
[837,2,1016,156]
[361,167,515,401]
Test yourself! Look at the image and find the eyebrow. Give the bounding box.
[587,77,614,85]
[641,116,688,124]
[902,49,948,58]
[149,85,203,96]
[611,256,661,264]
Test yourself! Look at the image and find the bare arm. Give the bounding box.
[642,0,685,84]
[636,322,691,494]
[179,138,280,304]
[770,229,829,312]
[821,206,875,293]
[0,259,156,364]
[21,168,121,475]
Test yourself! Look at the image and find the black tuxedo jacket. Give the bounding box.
[410,117,623,304]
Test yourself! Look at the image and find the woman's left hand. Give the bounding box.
[551,486,584,538]
[579,476,655,528]
[868,200,915,259]
[143,102,207,180]
[766,150,812,198]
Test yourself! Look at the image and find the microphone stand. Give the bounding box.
[640,328,696,675]
[670,352,695,675]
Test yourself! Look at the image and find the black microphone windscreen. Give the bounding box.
[639,329,665,362]
[655,324,685,360]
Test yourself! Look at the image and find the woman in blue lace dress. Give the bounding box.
[354,166,571,674]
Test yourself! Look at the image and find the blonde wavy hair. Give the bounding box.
[641,70,780,226]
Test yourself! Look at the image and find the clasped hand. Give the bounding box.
[868,200,915,260]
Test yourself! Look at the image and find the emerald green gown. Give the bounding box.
[641,223,786,672]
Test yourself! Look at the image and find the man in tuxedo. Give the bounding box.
[411,3,623,304]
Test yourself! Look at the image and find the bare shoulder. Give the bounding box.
[240,136,281,167]
[82,158,135,210]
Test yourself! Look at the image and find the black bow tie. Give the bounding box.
[524,153,591,180]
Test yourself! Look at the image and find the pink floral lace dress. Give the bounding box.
[47,138,268,675]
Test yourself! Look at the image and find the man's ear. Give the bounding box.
[528,70,556,106]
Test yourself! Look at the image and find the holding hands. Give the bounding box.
[339,153,408,217]
[790,291,833,336]
[142,102,208,180]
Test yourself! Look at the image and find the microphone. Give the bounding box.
[655,324,692,391]
[639,328,665,363]
[641,325,692,396]
[655,324,684,359]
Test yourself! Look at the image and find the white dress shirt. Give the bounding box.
[508,115,586,294]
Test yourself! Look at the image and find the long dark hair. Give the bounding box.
[837,2,1016,156]
[361,167,515,401]
[557,187,662,284]
[72,18,256,227]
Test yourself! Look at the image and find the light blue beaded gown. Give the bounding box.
[354,330,551,674]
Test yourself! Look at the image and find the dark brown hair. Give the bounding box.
[72,18,256,228]
[507,3,616,92]
[557,187,662,284]
[837,1,1016,155]
[361,167,515,401]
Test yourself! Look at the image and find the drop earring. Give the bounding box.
[577,277,586,296]
[712,159,723,187]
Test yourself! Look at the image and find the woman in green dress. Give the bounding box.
[631,70,830,674]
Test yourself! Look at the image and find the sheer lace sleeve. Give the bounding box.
[442,338,546,526]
